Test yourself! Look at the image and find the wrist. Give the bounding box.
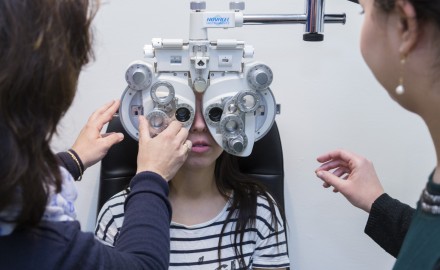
[66,149,85,181]
[365,191,386,213]
[136,167,168,182]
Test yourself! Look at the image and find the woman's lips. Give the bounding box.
[190,140,210,153]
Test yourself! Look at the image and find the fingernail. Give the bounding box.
[316,171,324,177]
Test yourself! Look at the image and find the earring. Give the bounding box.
[395,57,406,95]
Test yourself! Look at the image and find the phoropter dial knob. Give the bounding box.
[247,64,273,91]
[228,136,245,153]
[125,62,153,91]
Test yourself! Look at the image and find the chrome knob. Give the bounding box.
[190,2,206,11]
[247,64,273,90]
[229,2,245,11]
[125,62,153,91]
[228,136,245,153]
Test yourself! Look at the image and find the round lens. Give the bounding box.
[208,107,223,122]
[150,115,164,128]
[150,81,175,105]
[225,120,238,133]
[241,94,256,109]
[156,85,170,102]
[175,107,191,122]
[236,90,260,113]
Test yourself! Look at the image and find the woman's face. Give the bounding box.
[183,92,224,169]
[359,0,401,99]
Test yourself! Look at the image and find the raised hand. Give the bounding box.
[136,116,191,181]
[315,149,384,213]
[71,100,124,169]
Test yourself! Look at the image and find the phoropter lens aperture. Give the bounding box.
[208,107,223,122]
[175,107,191,122]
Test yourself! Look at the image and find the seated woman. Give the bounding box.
[95,92,290,269]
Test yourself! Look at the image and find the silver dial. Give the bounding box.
[125,62,153,90]
[247,64,273,90]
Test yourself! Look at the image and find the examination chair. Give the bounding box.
[97,114,285,212]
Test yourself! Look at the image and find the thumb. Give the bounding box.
[316,170,345,191]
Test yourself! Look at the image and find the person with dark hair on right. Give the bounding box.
[314,0,440,269]
[0,0,191,269]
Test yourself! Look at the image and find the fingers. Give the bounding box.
[136,117,190,180]
[316,170,345,192]
[316,149,356,163]
[101,132,124,148]
[182,140,192,156]
[315,149,384,213]
[158,120,181,135]
[70,100,124,170]
[162,121,189,144]
[316,150,338,163]
[319,167,348,187]
[138,115,150,141]
[163,122,190,156]
[315,149,353,192]
[89,100,120,131]
[332,167,350,178]
[316,159,349,173]
[322,181,339,193]
[315,149,362,180]
[138,117,188,146]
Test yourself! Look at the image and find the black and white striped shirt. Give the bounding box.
[95,189,290,269]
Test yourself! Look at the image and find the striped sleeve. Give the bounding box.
[252,195,290,269]
[94,190,128,246]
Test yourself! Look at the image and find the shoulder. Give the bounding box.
[95,189,129,245]
[99,189,130,215]
[256,194,282,217]
[97,189,129,220]
[251,196,290,267]
[255,194,285,231]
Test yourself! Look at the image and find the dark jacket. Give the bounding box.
[0,172,172,270]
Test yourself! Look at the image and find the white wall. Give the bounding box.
[51,1,436,269]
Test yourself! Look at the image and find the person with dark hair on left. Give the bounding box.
[0,1,191,269]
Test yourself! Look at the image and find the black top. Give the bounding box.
[364,193,415,257]
[0,171,172,270]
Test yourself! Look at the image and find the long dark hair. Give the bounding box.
[215,151,286,267]
[0,0,97,228]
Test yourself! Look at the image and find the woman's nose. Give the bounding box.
[191,104,207,132]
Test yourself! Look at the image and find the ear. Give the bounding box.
[396,0,418,56]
